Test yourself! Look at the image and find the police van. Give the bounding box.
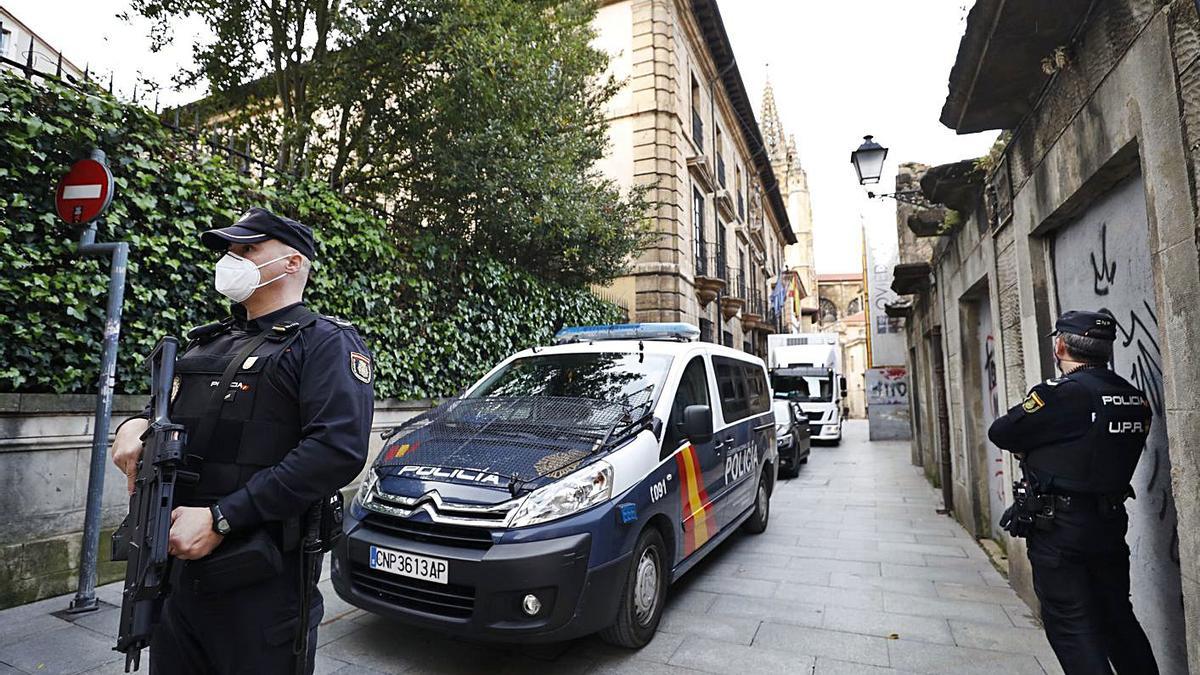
[332,323,777,647]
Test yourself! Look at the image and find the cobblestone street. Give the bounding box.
[0,420,1062,674]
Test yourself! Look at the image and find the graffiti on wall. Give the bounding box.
[1052,171,1186,672]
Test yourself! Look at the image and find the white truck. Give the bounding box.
[766,333,846,444]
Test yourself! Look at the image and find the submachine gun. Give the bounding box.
[111,337,195,671]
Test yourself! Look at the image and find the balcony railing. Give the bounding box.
[691,109,704,149]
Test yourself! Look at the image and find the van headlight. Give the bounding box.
[508,461,613,528]
[354,467,379,507]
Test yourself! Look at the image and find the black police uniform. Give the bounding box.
[988,312,1157,675]
[148,302,374,674]
[135,209,375,674]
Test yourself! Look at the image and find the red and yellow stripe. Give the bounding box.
[675,443,716,556]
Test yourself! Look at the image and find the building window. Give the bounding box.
[735,166,744,220]
[699,318,714,343]
[690,75,703,148]
[0,25,10,58]
[717,219,727,279]
[847,296,862,316]
[715,126,726,188]
[693,188,706,276]
[819,298,838,324]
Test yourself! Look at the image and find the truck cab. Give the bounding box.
[766,333,845,445]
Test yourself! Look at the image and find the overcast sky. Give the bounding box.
[6,1,997,274]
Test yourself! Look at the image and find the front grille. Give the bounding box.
[805,410,825,422]
[361,512,495,550]
[351,564,475,619]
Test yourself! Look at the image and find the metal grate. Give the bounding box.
[350,564,475,619]
[378,395,653,484]
[360,512,495,550]
[805,410,825,423]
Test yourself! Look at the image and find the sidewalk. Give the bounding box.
[0,421,1062,674]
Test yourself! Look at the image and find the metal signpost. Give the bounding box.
[57,149,129,614]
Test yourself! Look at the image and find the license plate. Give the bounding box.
[368,545,449,584]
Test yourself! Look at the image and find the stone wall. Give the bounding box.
[0,394,437,609]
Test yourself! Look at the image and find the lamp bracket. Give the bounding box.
[866,189,930,208]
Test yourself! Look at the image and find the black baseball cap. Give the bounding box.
[200,207,316,260]
[1048,310,1117,341]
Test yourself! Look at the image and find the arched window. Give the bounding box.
[847,296,862,316]
[819,298,838,324]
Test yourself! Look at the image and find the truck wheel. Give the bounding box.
[742,471,771,534]
[600,527,668,649]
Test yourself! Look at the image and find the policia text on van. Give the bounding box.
[332,323,778,647]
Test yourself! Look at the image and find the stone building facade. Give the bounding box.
[891,1,1200,671]
[592,0,798,356]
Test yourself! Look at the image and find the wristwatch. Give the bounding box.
[210,504,232,536]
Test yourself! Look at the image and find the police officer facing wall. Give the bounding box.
[988,310,1157,675]
[110,208,375,674]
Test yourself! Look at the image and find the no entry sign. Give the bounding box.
[56,157,115,224]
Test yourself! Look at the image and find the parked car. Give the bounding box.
[773,399,810,479]
[332,323,777,649]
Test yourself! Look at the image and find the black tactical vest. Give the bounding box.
[169,306,317,506]
[1025,367,1152,494]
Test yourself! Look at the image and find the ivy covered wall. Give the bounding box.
[0,72,623,399]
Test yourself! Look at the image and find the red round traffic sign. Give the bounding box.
[55,158,115,224]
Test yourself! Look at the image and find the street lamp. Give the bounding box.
[850,135,887,185]
[850,134,927,207]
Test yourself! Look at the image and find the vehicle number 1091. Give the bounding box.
[649,478,668,503]
[368,545,449,584]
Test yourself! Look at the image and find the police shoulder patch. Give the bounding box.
[1022,391,1045,413]
[323,315,355,329]
[350,351,373,384]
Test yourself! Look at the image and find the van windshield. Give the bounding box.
[469,352,673,412]
[772,368,833,403]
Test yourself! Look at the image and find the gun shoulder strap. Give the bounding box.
[189,305,317,456]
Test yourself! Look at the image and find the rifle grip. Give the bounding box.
[112,514,131,562]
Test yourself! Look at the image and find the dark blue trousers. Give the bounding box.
[150,551,322,675]
[1027,504,1157,675]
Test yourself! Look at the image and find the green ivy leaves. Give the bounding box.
[0,71,622,399]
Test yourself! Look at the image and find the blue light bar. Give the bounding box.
[553,322,701,344]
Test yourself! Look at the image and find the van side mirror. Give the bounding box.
[681,405,713,444]
[839,376,848,397]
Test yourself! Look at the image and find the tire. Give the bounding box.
[742,470,771,534]
[600,527,668,649]
[800,455,809,465]
[780,443,801,479]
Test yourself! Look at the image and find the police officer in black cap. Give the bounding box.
[989,310,1157,675]
[110,207,375,674]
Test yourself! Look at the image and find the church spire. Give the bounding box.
[761,75,788,165]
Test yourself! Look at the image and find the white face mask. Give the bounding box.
[213,252,292,303]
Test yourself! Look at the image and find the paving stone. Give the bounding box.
[813,657,917,674]
[667,636,812,674]
[838,529,917,543]
[934,581,1024,604]
[664,588,719,613]
[0,625,121,675]
[788,557,881,577]
[829,572,937,596]
[0,611,72,648]
[707,594,825,628]
[753,622,890,667]
[880,562,989,585]
[821,606,955,645]
[657,609,761,645]
[1004,603,1043,629]
[879,541,969,558]
[882,592,1013,625]
[777,582,883,610]
[707,562,831,586]
[887,639,1048,674]
[687,575,779,599]
[949,620,1057,658]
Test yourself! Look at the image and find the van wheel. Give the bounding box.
[600,528,667,649]
[742,471,771,534]
[780,446,801,479]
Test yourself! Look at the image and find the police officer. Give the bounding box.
[109,208,375,674]
[988,310,1157,675]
